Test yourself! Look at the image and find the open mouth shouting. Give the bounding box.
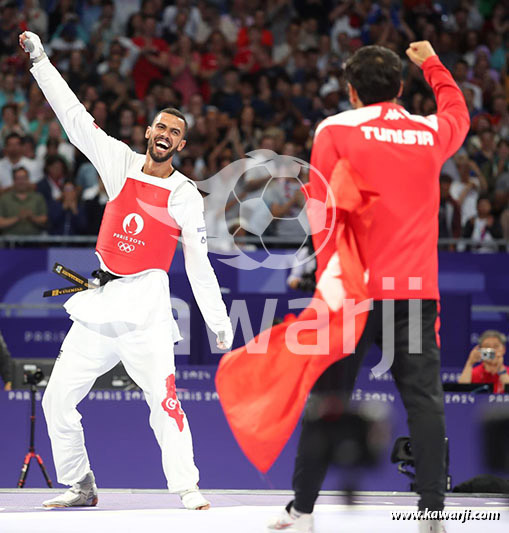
[155,137,171,153]
[149,136,176,162]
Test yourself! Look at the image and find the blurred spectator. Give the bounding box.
[0,0,508,250]
[0,73,26,115]
[493,139,509,187]
[471,129,496,190]
[37,154,70,206]
[265,142,308,241]
[89,0,117,60]
[0,103,27,147]
[0,133,42,191]
[438,174,461,248]
[75,159,99,193]
[129,124,148,154]
[162,0,201,41]
[449,151,486,226]
[35,120,75,169]
[83,178,108,234]
[49,14,88,71]
[49,180,87,235]
[24,0,49,41]
[211,67,243,117]
[237,9,274,48]
[460,195,503,252]
[132,15,170,99]
[458,330,509,393]
[0,166,47,235]
[0,330,13,391]
[168,34,200,106]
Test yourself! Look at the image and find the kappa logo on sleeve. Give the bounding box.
[161,374,185,431]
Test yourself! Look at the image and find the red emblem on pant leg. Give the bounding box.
[161,374,184,432]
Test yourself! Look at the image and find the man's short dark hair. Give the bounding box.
[44,154,68,174]
[12,166,28,180]
[344,45,402,105]
[155,107,188,136]
[4,132,22,145]
[2,103,18,116]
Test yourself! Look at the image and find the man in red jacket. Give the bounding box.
[269,42,469,533]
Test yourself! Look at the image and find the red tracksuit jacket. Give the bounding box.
[310,55,470,300]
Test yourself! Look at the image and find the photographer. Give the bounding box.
[458,330,509,393]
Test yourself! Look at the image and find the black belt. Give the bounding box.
[91,269,122,286]
[43,263,121,297]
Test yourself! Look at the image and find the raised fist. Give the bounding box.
[19,31,45,61]
[405,41,437,68]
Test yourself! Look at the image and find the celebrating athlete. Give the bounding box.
[19,30,233,511]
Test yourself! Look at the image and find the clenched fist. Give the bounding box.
[405,41,437,68]
[19,31,45,61]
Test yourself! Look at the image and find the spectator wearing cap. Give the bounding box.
[319,77,341,116]
[459,330,509,394]
[0,166,47,235]
[0,133,42,192]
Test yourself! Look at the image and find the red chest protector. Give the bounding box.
[96,177,181,275]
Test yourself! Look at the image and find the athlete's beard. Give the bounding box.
[148,137,178,163]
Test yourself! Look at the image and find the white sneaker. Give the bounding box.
[42,471,98,508]
[267,507,314,532]
[179,487,210,510]
[418,520,447,533]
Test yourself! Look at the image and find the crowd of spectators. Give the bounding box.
[0,0,508,251]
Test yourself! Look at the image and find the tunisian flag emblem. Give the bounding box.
[215,159,379,473]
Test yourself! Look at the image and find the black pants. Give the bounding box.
[292,300,446,513]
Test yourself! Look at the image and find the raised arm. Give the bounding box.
[19,31,135,199]
[406,41,470,160]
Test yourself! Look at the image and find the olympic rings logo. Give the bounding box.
[117,241,135,253]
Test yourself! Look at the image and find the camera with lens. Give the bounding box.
[23,364,44,386]
[480,348,496,361]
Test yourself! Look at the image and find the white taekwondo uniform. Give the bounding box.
[30,55,232,492]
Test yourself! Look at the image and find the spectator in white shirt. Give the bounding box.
[449,150,487,226]
[0,132,42,191]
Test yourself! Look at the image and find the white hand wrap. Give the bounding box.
[20,31,45,60]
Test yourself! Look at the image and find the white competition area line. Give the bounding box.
[0,490,508,533]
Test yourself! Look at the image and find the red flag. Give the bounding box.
[215,160,379,473]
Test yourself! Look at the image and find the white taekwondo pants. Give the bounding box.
[42,318,199,492]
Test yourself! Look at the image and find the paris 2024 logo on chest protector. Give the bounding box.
[122,213,144,236]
